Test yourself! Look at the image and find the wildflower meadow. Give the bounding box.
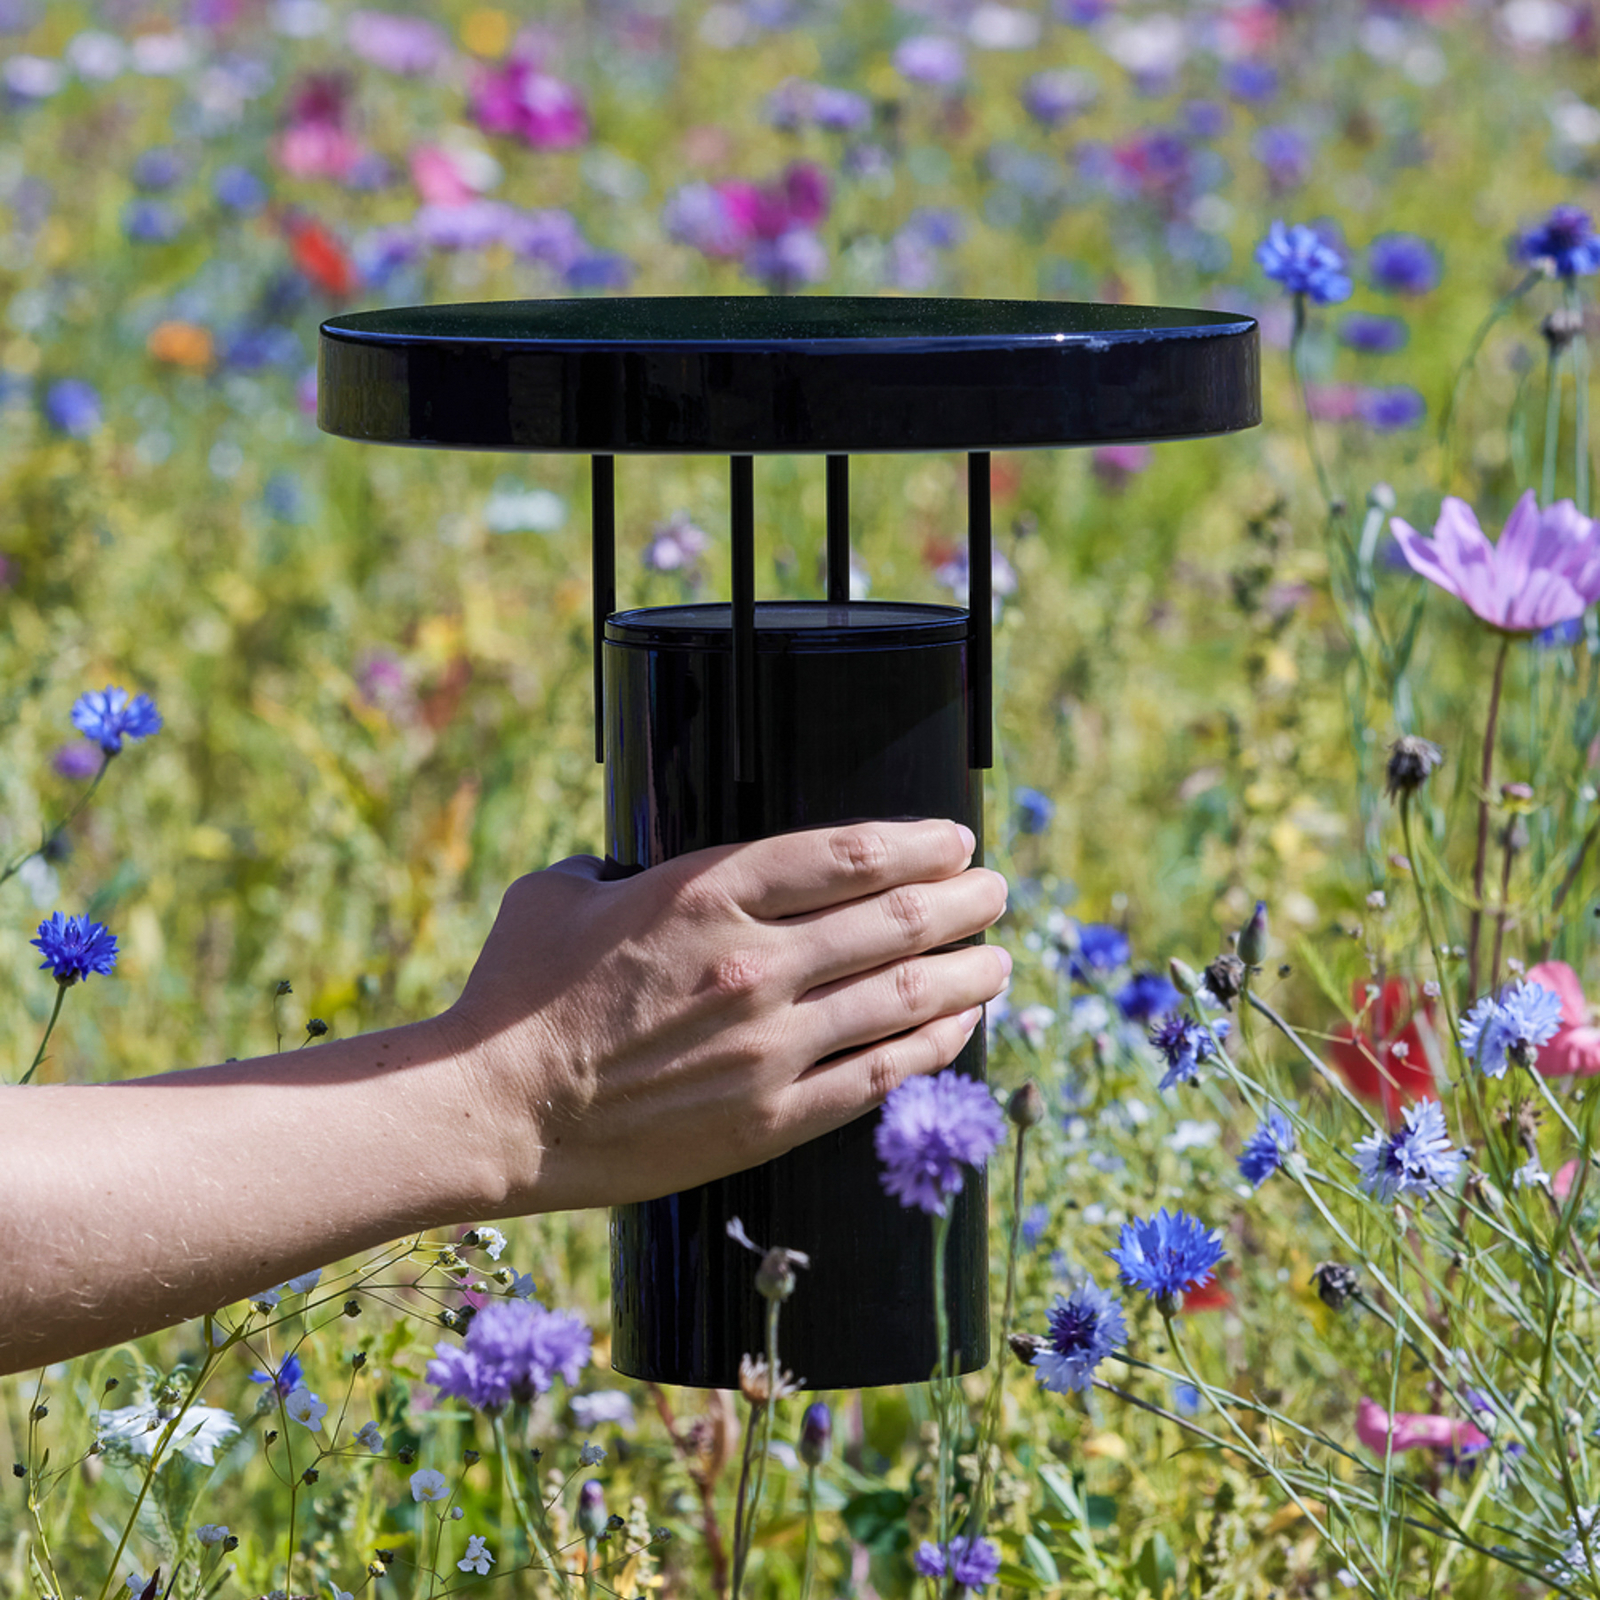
[11,0,1600,1595]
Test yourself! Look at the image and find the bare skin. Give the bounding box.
[0,819,1008,1375]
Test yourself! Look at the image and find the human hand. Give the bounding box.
[448,819,1009,1214]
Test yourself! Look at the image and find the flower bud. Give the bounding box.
[1237,901,1268,967]
[1007,1081,1044,1129]
[1367,482,1396,513]
[1169,957,1201,998]
[798,1402,832,1468]
[756,1245,810,1303]
[577,1479,608,1539]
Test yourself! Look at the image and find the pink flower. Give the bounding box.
[410,146,478,206]
[1524,960,1600,1077]
[275,123,364,182]
[1355,1397,1488,1456]
[1390,491,1600,633]
[471,60,588,149]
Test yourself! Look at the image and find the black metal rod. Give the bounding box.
[826,454,850,606]
[592,455,616,764]
[968,452,992,770]
[731,454,757,784]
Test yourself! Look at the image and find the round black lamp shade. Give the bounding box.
[317,295,1260,454]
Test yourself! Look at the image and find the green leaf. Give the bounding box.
[995,1561,1046,1591]
[841,1488,913,1557]
[1023,1530,1060,1585]
[1135,1531,1176,1596]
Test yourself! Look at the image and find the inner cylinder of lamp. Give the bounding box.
[604,600,990,1391]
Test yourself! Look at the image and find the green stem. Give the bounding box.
[1289,292,1338,511]
[931,1208,953,1555]
[800,1464,818,1600]
[736,1297,782,1599]
[1569,279,1591,514]
[1545,335,1565,509]
[1399,795,1461,1048]
[492,1414,568,1597]
[0,757,110,890]
[1439,270,1540,489]
[20,981,69,1085]
[1468,635,1512,1002]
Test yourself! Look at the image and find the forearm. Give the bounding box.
[0,1014,506,1375]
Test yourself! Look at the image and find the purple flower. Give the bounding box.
[1013,787,1055,834]
[1150,1014,1228,1090]
[1064,922,1129,981]
[131,147,184,191]
[812,85,871,131]
[1222,59,1277,101]
[346,10,448,75]
[1352,1099,1464,1203]
[1368,232,1440,295]
[44,379,101,437]
[1238,1109,1295,1187]
[1183,99,1230,139]
[565,252,633,291]
[576,1479,607,1538]
[1034,1281,1126,1393]
[214,165,267,213]
[914,1537,1001,1589]
[1360,386,1426,431]
[744,228,828,291]
[874,1069,1005,1216]
[52,743,102,780]
[122,199,182,243]
[71,686,162,754]
[1253,125,1313,190]
[1107,1208,1225,1301]
[1021,68,1096,126]
[1254,220,1352,304]
[1517,205,1600,278]
[250,1352,304,1395]
[1389,491,1600,633]
[643,512,708,574]
[1458,979,1565,1077]
[1115,971,1181,1024]
[893,34,965,86]
[798,1401,832,1466]
[32,912,118,984]
[1339,313,1409,354]
[427,1300,591,1412]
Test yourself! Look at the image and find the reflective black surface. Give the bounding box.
[318,294,1259,453]
[606,601,988,1390]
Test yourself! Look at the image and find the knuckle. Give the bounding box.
[864,1049,901,1105]
[893,959,929,1013]
[830,825,890,881]
[708,949,768,1003]
[885,886,933,944]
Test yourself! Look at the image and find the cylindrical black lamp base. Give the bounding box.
[605,601,988,1390]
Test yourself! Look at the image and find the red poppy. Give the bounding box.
[280,213,358,299]
[1328,977,1439,1122]
[1179,1276,1232,1313]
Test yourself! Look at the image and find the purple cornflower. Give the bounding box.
[1115,971,1181,1025]
[31,913,118,985]
[1222,59,1277,101]
[914,1536,1001,1590]
[1458,979,1565,1077]
[1340,312,1409,353]
[1368,232,1440,295]
[122,199,182,243]
[1517,205,1600,279]
[1254,220,1352,304]
[52,743,102,780]
[213,164,267,213]
[1150,1013,1228,1090]
[1021,67,1096,126]
[874,1069,1005,1217]
[1065,922,1129,981]
[798,1401,832,1466]
[131,147,184,191]
[1360,386,1426,431]
[426,1300,591,1412]
[744,228,828,292]
[1033,1281,1126,1393]
[250,1352,305,1395]
[893,34,965,86]
[71,686,162,754]
[44,379,101,438]
[1013,786,1055,835]
[1107,1208,1226,1302]
[345,9,448,75]
[1352,1099,1464,1204]
[1253,125,1313,190]
[1238,1108,1295,1188]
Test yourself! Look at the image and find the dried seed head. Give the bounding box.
[756,1246,810,1303]
[738,1353,802,1405]
[1007,1331,1044,1366]
[1543,306,1584,353]
[1203,953,1246,1010]
[1312,1261,1360,1311]
[1385,735,1444,801]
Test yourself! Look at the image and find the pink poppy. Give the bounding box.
[410,146,477,206]
[1524,961,1600,1076]
[1389,492,1600,633]
[274,123,364,182]
[1355,1397,1488,1456]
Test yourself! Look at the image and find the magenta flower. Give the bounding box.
[1355,1396,1487,1457]
[1390,491,1600,633]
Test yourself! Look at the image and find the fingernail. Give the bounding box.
[954,822,976,857]
[958,1005,984,1036]
[995,947,1013,978]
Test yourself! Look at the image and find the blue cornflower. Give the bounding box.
[1517,205,1600,278]
[131,147,185,192]
[1150,1013,1229,1090]
[1352,1099,1464,1204]
[122,199,182,243]
[1253,126,1312,190]
[1254,220,1352,304]
[1013,786,1055,835]
[250,1352,305,1396]
[874,1069,1005,1216]
[913,1536,1001,1590]
[31,913,118,985]
[1537,617,1585,649]
[1065,922,1129,981]
[1107,1208,1225,1302]
[1221,59,1277,102]
[214,164,267,213]
[44,379,101,438]
[1238,1108,1295,1188]
[427,1300,591,1412]
[1368,233,1440,295]
[1033,1281,1126,1393]
[1340,312,1409,354]
[1020,1201,1050,1251]
[71,686,163,755]
[1458,979,1564,1077]
[1115,970,1181,1024]
[1359,386,1426,432]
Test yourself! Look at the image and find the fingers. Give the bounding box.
[783,1007,987,1145]
[787,866,1008,990]
[796,944,1012,1061]
[700,819,978,922]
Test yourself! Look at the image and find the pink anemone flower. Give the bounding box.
[1355,1396,1488,1457]
[1524,961,1600,1077]
[1390,491,1600,633]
